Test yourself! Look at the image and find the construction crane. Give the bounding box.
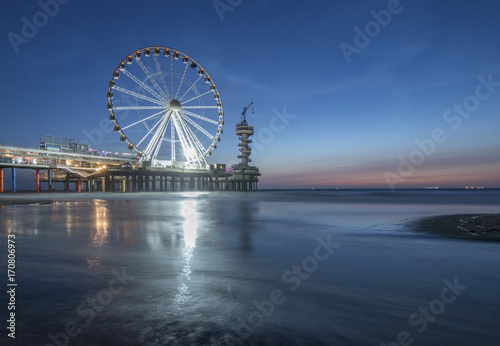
[241,102,254,123]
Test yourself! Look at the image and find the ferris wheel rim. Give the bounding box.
[107,46,224,167]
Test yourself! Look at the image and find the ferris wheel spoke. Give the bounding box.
[121,68,164,101]
[181,109,219,125]
[114,106,165,110]
[136,113,168,147]
[178,120,204,164]
[171,116,176,161]
[175,63,190,99]
[182,105,219,109]
[153,54,171,100]
[178,75,203,102]
[180,113,215,140]
[135,57,167,101]
[146,116,169,160]
[113,86,165,106]
[181,88,211,104]
[191,135,207,158]
[121,110,167,130]
[142,113,170,159]
[179,116,207,154]
[177,116,208,165]
[170,55,174,99]
[171,114,194,162]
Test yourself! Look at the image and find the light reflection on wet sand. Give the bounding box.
[0,190,499,344]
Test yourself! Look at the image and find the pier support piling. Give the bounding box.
[1,168,5,192]
[11,167,16,192]
[48,169,52,192]
[36,169,40,192]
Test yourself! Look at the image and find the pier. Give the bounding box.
[85,164,257,192]
[0,133,260,193]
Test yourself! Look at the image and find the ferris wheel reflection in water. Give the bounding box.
[175,193,200,306]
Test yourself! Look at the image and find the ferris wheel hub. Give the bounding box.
[169,99,182,111]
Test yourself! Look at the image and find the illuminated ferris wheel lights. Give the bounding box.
[107,46,224,168]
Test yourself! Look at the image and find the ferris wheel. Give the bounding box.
[107,46,224,169]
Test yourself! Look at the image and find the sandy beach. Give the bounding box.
[415,213,500,241]
[0,193,56,206]
[0,199,53,206]
[1,190,500,344]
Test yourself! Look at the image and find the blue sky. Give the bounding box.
[1,0,500,189]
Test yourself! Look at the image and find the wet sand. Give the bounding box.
[0,199,53,206]
[2,193,500,242]
[0,193,55,205]
[415,213,500,241]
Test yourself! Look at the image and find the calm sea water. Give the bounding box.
[1,189,500,345]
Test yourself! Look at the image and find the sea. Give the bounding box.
[1,189,499,345]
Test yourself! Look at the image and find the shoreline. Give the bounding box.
[414,213,500,241]
[0,199,54,206]
[2,193,500,241]
[0,191,86,206]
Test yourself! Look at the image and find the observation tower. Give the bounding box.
[230,102,260,190]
